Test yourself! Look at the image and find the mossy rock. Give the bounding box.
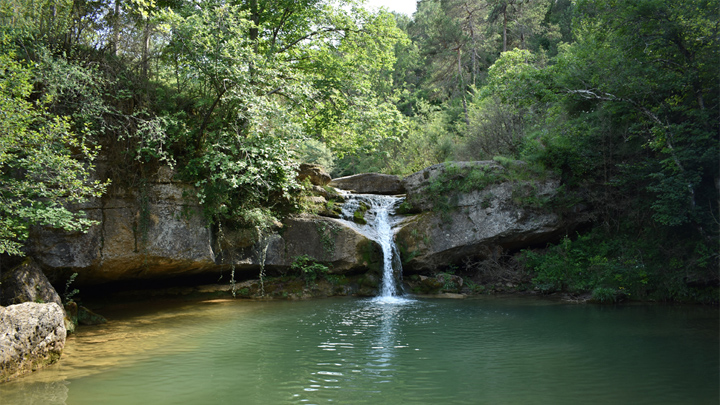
[353,210,367,224]
[352,202,369,225]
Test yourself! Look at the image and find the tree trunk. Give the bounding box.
[141,20,151,79]
[458,48,470,130]
[502,6,507,52]
[250,0,259,46]
[113,0,121,56]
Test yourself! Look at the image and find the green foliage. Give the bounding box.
[290,254,330,287]
[63,273,80,304]
[0,46,107,255]
[438,272,457,291]
[591,287,622,304]
[333,100,455,176]
[455,0,720,303]
[395,200,415,215]
[523,230,718,303]
[184,134,301,227]
[456,48,552,162]
[296,139,335,173]
[157,2,411,227]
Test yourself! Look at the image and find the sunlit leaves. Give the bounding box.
[0,50,107,255]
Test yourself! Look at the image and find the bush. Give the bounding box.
[290,255,330,287]
[521,228,718,303]
[591,287,622,303]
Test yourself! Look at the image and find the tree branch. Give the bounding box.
[566,88,696,208]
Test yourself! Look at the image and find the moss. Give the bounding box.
[353,210,367,224]
[352,202,369,225]
[420,161,552,215]
[395,200,418,215]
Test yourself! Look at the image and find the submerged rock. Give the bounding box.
[0,302,66,382]
[77,306,107,326]
[63,302,78,334]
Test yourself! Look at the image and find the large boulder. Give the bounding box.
[397,162,588,271]
[329,173,405,195]
[219,215,382,275]
[297,163,332,186]
[402,161,503,211]
[0,302,67,382]
[1,258,63,308]
[28,167,216,284]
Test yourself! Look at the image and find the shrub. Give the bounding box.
[291,255,330,287]
[591,287,621,303]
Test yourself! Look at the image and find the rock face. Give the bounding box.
[219,215,382,275]
[22,161,588,289]
[28,167,216,284]
[297,163,332,186]
[0,302,67,382]
[1,258,63,308]
[396,162,587,271]
[402,161,503,211]
[25,165,379,285]
[330,173,405,195]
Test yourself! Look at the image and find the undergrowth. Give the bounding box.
[521,228,719,304]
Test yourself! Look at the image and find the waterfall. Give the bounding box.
[339,193,405,298]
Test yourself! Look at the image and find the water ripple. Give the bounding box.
[0,297,717,405]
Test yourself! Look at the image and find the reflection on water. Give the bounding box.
[297,296,417,402]
[1,297,718,405]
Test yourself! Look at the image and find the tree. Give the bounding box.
[550,0,719,229]
[0,48,107,256]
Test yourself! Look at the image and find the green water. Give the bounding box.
[2,296,718,404]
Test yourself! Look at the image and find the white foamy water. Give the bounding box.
[337,192,406,297]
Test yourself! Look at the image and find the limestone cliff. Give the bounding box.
[22,162,587,290]
[396,162,586,272]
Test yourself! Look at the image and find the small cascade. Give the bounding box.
[338,193,405,298]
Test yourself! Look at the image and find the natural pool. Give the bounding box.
[1,296,718,404]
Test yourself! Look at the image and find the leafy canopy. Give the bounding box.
[0,46,107,255]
